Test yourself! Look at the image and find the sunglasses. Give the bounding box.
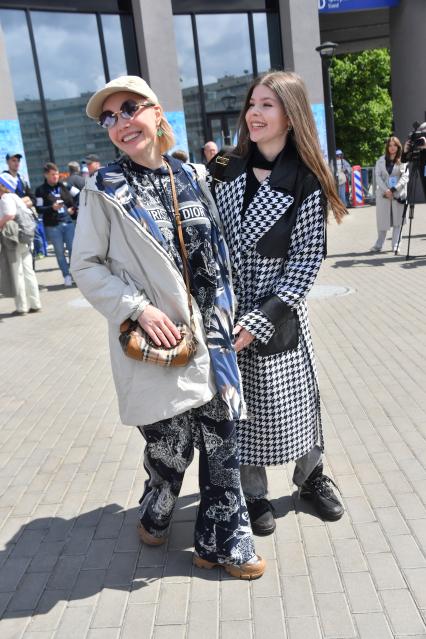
[98,99,155,129]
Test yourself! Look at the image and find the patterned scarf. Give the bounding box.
[95,157,244,420]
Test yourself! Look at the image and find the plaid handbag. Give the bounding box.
[119,161,198,367]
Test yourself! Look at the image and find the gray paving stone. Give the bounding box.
[302,526,333,557]
[188,600,219,639]
[104,551,138,587]
[87,630,120,639]
[54,605,93,639]
[344,496,375,524]
[342,572,382,613]
[156,582,189,625]
[375,507,411,536]
[381,589,426,635]
[394,492,426,520]
[162,550,192,583]
[410,518,426,551]
[316,592,356,638]
[220,579,251,620]
[309,556,343,594]
[363,483,395,509]
[0,556,31,592]
[68,569,106,607]
[220,620,253,639]
[333,538,368,572]
[277,541,308,577]
[153,626,186,639]
[90,587,129,628]
[281,575,316,617]
[28,590,67,631]
[7,571,50,612]
[83,538,116,570]
[286,616,322,639]
[353,612,393,638]
[367,553,406,590]
[355,522,390,554]
[403,568,426,608]
[388,534,426,569]
[120,603,156,639]
[252,596,286,639]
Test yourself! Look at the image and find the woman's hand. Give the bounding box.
[233,324,255,353]
[384,189,393,200]
[137,304,181,348]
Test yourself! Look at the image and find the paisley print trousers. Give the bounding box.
[138,397,255,566]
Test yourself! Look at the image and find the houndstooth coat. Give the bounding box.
[210,141,326,466]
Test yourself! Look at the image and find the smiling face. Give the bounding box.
[245,84,290,155]
[102,90,162,165]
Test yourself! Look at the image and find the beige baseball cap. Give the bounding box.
[86,76,158,120]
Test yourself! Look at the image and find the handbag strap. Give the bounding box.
[164,160,195,328]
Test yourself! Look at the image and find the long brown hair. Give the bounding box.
[385,136,402,163]
[234,71,346,223]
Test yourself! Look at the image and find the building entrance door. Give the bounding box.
[207,111,239,148]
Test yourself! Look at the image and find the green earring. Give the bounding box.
[156,127,164,137]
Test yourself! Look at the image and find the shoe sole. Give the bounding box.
[252,522,276,536]
[137,524,167,546]
[193,555,265,580]
[299,492,344,521]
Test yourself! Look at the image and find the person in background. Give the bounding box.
[371,136,408,254]
[71,75,265,580]
[171,149,189,163]
[84,154,101,176]
[0,173,42,315]
[208,71,346,536]
[66,161,86,217]
[336,149,351,207]
[2,152,47,260]
[35,162,76,286]
[203,141,218,163]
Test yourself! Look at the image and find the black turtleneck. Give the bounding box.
[241,145,280,216]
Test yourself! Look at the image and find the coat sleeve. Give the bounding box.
[395,162,409,195]
[238,188,325,343]
[375,157,388,195]
[70,189,151,325]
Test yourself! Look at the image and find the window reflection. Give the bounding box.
[31,11,116,178]
[196,13,252,148]
[102,14,127,79]
[173,15,203,162]
[253,13,271,73]
[0,9,48,187]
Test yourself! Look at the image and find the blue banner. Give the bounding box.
[319,0,399,12]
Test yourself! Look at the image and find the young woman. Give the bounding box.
[0,173,42,315]
[372,136,408,254]
[209,71,347,535]
[70,76,265,579]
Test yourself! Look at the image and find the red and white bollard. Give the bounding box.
[351,165,364,207]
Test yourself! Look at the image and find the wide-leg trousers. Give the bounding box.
[138,398,255,566]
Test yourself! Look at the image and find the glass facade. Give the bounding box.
[173,9,282,161]
[0,6,132,187]
[0,1,282,178]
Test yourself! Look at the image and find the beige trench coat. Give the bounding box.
[375,156,408,231]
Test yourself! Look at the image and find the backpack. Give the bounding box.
[15,206,38,244]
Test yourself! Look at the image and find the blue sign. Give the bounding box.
[311,104,328,161]
[164,111,189,156]
[319,0,399,12]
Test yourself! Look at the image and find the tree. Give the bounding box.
[331,49,392,166]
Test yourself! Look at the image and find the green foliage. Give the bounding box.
[330,49,392,166]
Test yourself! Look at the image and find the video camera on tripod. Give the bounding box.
[396,121,426,259]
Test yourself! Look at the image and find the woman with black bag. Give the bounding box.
[71,76,264,579]
[209,71,347,535]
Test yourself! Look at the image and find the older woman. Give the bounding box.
[0,173,41,315]
[71,76,264,579]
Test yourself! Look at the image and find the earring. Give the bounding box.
[156,127,164,137]
[288,124,293,133]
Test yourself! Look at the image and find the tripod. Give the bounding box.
[395,160,421,260]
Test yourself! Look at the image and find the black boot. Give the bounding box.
[246,498,276,536]
[299,463,344,521]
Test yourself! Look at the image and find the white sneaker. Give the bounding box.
[64,275,73,287]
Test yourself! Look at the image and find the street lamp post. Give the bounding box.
[316,41,338,188]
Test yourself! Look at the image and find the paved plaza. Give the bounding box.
[0,203,426,639]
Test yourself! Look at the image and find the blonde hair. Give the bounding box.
[157,112,175,154]
[235,71,347,223]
